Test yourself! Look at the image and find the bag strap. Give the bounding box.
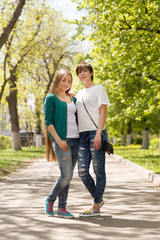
[82,95,106,143]
[82,96,98,129]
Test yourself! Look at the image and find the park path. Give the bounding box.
[0,154,160,240]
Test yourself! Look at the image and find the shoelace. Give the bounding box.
[48,202,53,212]
[83,210,90,214]
[59,208,69,214]
[83,208,99,214]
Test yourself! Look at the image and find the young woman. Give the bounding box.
[76,62,110,218]
[43,70,79,218]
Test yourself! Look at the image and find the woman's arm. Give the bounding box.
[94,104,107,150]
[48,124,69,152]
[44,95,69,152]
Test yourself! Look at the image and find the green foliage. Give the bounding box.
[0,135,12,149]
[72,0,160,136]
[132,137,143,145]
[0,0,79,139]
[149,138,159,150]
[113,137,121,146]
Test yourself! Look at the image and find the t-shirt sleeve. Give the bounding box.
[97,85,111,108]
[43,95,55,127]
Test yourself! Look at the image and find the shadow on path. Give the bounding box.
[0,157,160,240]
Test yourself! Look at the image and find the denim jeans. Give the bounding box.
[47,138,79,209]
[78,130,107,204]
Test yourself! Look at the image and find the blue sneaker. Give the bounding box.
[44,197,54,216]
[57,208,74,218]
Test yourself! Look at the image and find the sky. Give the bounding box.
[47,0,81,20]
[47,0,93,53]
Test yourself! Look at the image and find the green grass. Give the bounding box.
[114,145,160,174]
[0,146,45,179]
[1,145,160,179]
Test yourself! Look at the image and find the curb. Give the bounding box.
[110,154,160,187]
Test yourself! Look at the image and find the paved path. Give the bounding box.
[0,155,160,240]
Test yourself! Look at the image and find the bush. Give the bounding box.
[133,137,143,145]
[149,138,159,150]
[0,135,12,149]
[112,137,122,146]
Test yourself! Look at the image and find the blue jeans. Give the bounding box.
[47,138,79,209]
[78,130,107,204]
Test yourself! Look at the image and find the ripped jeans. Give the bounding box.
[78,130,106,204]
[47,138,79,209]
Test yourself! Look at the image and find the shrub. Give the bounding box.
[133,137,143,145]
[0,135,12,149]
[149,138,159,150]
[112,137,122,146]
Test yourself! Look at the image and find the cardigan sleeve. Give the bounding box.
[72,96,77,104]
[43,94,55,127]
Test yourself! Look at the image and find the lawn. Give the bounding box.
[0,146,45,179]
[0,145,159,179]
[114,145,160,174]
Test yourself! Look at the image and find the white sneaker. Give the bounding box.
[79,208,100,218]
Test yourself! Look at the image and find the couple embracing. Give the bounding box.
[43,62,110,218]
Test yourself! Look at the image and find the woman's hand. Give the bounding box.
[94,132,102,151]
[47,125,69,152]
[57,139,69,152]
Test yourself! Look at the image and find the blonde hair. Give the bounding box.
[50,69,72,94]
[45,69,72,162]
[45,125,56,161]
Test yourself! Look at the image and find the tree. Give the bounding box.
[72,0,160,147]
[19,9,77,146]
[0,0,26,50]
[0,0,77,149]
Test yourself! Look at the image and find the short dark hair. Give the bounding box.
[76,62,94,81]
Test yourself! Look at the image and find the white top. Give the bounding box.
[67,101,79,138]
[76,85,110,133]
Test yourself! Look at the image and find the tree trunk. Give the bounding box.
[126,134,132,146]
[36,134,42,146]
[0,0,26,50]
[142,128,149,149]
[12,132,21,150]
[6,75,21,150]
[35,108,42,146]
[126,122,132,146]
[121,131,125,145]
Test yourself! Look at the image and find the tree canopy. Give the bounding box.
[0,0,79,149]
[72,0,160,144]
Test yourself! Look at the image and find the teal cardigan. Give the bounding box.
[43,93,77,142]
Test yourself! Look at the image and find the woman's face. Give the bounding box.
[59,74,72,92]
[78,67,93,84]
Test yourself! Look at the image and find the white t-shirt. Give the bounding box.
[76,85,110,133]
[67,101,79,138]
